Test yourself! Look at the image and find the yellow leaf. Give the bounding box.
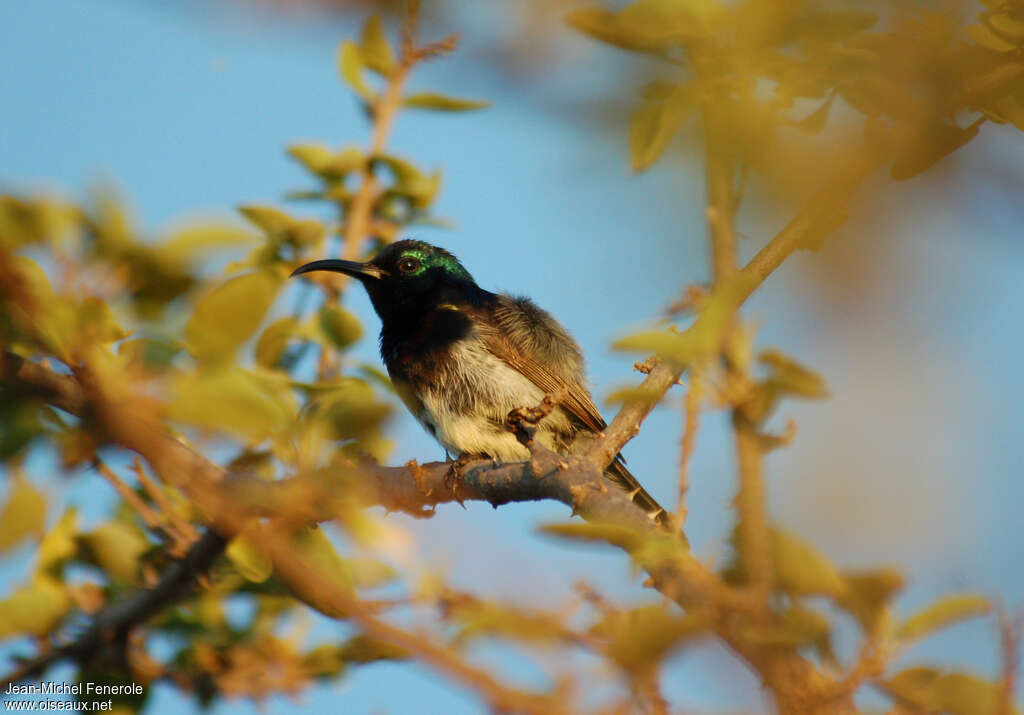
[0,480,46,553]
[613,328,700,365]
[741,605,831,648]
[156,223,257,268]
[319,306,363,349]
[37,509,78,573]
[238,204,293,234]
[986,12,1024,42]
[0,576,71,640]
[616,0,716,48]
[630,84,695,172]
[288,527,355,615]
[896,594,990,643]
[595,605,707,672]
[539,522,644,551]
[255,316,299,368]
[792,92,836,135]
[759,349,829,399]
[967,23,1017,51]
[403,93,490,112]
[226,523,272,583]
[79,521,148,583]
[837,568,904,632]
[339,634,410,663]
[566,8,645,49]
[882,668,1021,715]
[360,15,397,76]
[771,527,845,597]
[185,270,282,362]
[167,369,292,441]
[337,40,373,100]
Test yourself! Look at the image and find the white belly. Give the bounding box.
[417,339,574,461]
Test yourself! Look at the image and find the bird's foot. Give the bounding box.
[444,452,485,503]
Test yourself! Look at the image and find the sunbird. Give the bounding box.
[291,240,666,524]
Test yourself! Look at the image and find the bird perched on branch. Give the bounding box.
[291,240,667,525]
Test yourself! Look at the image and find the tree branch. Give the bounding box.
[0,530,227,691]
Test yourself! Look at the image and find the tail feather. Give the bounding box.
[604,457,669,528]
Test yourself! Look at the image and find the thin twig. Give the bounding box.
[131,457,200,549]
[94,460,165,534]
[673,371,702,531]
[998,604,1022,715]
[0,530,227,692]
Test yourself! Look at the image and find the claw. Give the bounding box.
[445,452,485,507]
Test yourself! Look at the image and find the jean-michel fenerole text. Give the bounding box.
[5,682,144,696]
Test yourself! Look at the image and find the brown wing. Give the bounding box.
[484,295,605,433]
[483,295,667,524]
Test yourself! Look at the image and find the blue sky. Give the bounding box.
[3,0,1024,712]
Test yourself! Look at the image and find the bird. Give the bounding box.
[291,240,667,525]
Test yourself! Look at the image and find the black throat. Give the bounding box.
[376,281,492,370]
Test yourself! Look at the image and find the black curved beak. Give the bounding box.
[289,259,387,281]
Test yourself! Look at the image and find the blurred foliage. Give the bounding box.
[1,2,1022,714]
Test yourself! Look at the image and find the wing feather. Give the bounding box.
[483,295,605,433]
[480,295,667,526]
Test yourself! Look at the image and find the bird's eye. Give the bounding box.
[397,256,421,274]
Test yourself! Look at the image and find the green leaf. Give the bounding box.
[0,480,47,553]
[403,93,490,112]
[896,594,990,643]
[79,521,148,583]
[319,306,363,349]
[168,370,293,441]
[226,523,273,583]
[0,576,71,640]
[185,270,282,362]
[337,40,373,100]
[360,16,397,76]
[772,527,845,597]
[630,84,695,172]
